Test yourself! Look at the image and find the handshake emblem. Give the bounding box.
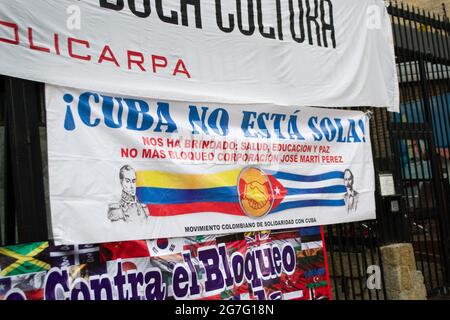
[243,181,270,210]
[238,167,274,218]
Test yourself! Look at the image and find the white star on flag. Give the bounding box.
[274,187,281,195]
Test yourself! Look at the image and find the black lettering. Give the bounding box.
[216,0,234,33]
[128,0,151,18]
[321,0,336,48]
[306,0,322,46]
[256,0,275,39]
[236,0,255,36]
[181,0,203,28]
[156,0,179,25]
[289,0,305,43]
[98,0,336,49]
[276,0,283,40]
[100,0,124,10]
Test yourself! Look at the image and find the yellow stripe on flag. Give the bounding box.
[26,242,49,257]
[136,169,241,189]
[0,242,51,276]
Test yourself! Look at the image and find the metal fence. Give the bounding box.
[325,2,450,300]
[390,1,450,298]
[0,1,450,300]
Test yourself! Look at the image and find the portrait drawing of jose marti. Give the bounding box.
[343,169,359,213]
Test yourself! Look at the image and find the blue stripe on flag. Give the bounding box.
[286,185,346,195]
[304,268,326,278]
[271,199,345,213]
[266,171,344,182]
[300,226,322,236]
[136,187,238,204]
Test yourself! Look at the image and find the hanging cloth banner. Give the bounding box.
[1,0,398,111]
[0,228,332,301]
[46,85,376,244]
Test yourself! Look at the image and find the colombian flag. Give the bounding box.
[136,169,286,217]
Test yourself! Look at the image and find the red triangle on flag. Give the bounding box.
[267,174,287,211]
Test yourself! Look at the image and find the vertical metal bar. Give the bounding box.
[436,14,450,200]
[350,222,365,299]
[392,3,417,246]
[0,76,4,246]
[335,224,349,300]
[404,6,428,284]
[422,11,449,290]
[419,54,450,290]
[4,101,16,245]
[340,224,356,299]
[4,77,48,243]
[408,7,434,290]
[430,12,450,182]
[362,105,377,300]
[413,125,441,289]
[370,109,391,244]
[374,226,388,299]
[416,55,442,289]
[367,219,386,299]
[366,104,387,299]
[390,4,430,294]
[438,21,450,278]
[358,222,373,300]
[325,225,340,300]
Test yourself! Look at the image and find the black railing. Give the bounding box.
[326,2,450,300]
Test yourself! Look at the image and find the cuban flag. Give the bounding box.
[267,170,346,213]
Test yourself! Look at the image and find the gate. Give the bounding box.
[390,1,450,297]
[325,2,450,299]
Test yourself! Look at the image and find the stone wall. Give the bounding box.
[328,243,429,300]
[380,243,428,300]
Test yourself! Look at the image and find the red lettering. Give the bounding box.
[98,45,120,67]
[173,59,191,78]
[0,20,19,45]
[28,28,50,53]
[54,34,61,55]
[151,55,167,73]
[127,51,146,71]
[68,37,91,61]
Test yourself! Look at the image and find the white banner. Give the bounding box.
[46,85,376,244]
[1,0,398,111]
